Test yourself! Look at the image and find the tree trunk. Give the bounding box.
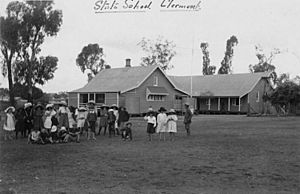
[7,58,15,106]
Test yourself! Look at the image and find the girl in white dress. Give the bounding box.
[44,104,56,132]
[156,107,168,141]
[3,106,16,140]
[167,109,178,141]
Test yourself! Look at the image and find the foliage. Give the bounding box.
[12,82,44,100]
[76,43,106,81]
[0,0,62,103]
[218,35,238,74]
[139,36,176,71]
[0,1,26,105]
[200,42,215,75]
[268,81,300,113]
[249,45,280,83]
[53,91,68,99]
[14,56,58,85]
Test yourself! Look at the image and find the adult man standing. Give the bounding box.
[184,103,193,136]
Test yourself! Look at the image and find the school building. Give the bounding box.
[170,71,273,114]
[69,62,274,114]
[68,63,189,114]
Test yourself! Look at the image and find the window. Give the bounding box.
[175,95,183,100]
[96,93,105,104]
[153,76,158,86]
[79,94,88,104]
[147,94,165,101]
[89,93,95,101]
[205,99,210,105]
[256,91,260,102]
[232,98,240,106]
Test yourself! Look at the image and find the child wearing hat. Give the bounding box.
[98,104,108,136]
[144,110,156,141]
[86,101,97,140]
[167,109,178,141]
[107,109,116,138]
[157,107,168,141]
[75,106,87,135]
[57,101,69,129]
[3,106,16,140]
[43,104,56,133]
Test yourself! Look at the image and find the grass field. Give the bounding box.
[0,115,299,194]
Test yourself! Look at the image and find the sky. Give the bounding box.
[0,0,300,93]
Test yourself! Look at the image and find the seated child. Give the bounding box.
[50,125,59,143]
[65,124,80,143]
[28,128,44,144]
[58,126,68,143]
[120,122,133,141]
[40,128,53,144]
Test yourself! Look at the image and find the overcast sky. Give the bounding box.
[1,0,300,93]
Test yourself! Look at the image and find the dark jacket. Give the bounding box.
[184,108,193,124]
[119,110,130,122]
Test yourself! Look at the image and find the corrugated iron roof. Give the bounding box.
[70,65,186,94]
[169,72,271,97]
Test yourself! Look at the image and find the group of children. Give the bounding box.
[2,100,133,143]
[144,107,178,141]
[3,102,193,143]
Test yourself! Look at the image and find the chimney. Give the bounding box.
[125,58,131,67]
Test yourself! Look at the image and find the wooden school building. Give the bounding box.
[69,61,273,114]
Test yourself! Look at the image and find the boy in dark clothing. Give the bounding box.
[107,109,116,138]
[184,103,193,136]
[121,122,133,141]
[86,101,97,140]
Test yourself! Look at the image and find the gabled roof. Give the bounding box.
[71,65,186,94]
[169,72,271,97]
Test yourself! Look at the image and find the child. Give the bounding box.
[120,122,133,141]
[65,124,80,143]
[58,101,69,129]
[156,107,168,141]
[3,106,16,140]
[111,104,119,135]
[86,101,97,140]
[58,126,68,143]
[107,109,116,138]
[28,128,44,144]
[43,104,56,133]
[40,128,52,144]
[98,104,108,136]
[33,103,44,131]
[167,109,178,141]
[75,106,87,135]
[50,125,59,143]
[144,110,156,141]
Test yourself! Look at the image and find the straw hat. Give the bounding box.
[5,106,15,113]
[60,126,67,131]
[100,104,109,108]
[158,107,167,112]
[88,100,96,105]
[24,102,32,109]
[169,109,176,113]
[184,102,190,107]
[78,106,87,111]
[46,104,54,109]
[35,103,44,109]
[51,126,57,132]
[108,109,114,112]
[111,104,118,109]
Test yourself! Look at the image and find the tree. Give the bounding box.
[0,1,26,105]
[200,42,215,75]
[1,0,63,102]
[268,81,300,114]
[218,35,238,74]
[12,82,44,101]
[249,45,280,82]
[76,43,106,81]
[139,36,176,71]
[14,56,58,86]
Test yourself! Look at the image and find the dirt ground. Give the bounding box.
[0,115,299,194]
